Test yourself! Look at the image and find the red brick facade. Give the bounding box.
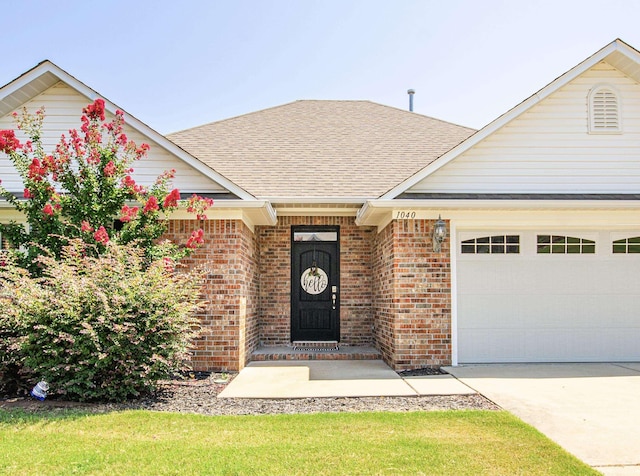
[168,216,451,372]
[165,219,259,372]
[373,219,452,370]
[257,216,375,346]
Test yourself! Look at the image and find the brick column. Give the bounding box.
[373,219,452,370]
[165,219,259,372]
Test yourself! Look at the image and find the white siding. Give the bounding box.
[0,82,226,194]
[409,62,640,194]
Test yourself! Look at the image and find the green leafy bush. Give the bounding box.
[0,240,203,402]
[0,268,30,395]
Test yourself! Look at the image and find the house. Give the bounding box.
[1,39,639,371]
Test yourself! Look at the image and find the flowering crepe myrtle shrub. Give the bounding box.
[0,99,213,272]
[0,240,204,402]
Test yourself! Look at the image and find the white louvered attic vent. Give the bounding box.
[589,86,621,134]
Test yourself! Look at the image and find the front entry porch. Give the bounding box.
[250,344,382,362]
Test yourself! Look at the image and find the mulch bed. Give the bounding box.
[1,369,499,416]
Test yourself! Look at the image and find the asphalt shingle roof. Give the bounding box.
[167,100,475,200]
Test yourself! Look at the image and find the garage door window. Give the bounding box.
[537,235,595,254]
[612,237,640,254]
[461,235,520,254]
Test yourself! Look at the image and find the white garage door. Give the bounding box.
[457,230,640,363]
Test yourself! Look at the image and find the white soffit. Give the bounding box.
[380,39,640,200]
[0,61,256,201]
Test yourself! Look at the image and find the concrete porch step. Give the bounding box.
[251,345,382,362]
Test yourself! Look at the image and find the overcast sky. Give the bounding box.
[2,0,640,133]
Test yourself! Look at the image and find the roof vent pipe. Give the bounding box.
[407,89,415,112]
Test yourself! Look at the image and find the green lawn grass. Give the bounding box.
[0,409,597,475]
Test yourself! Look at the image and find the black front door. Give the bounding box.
[291,226,339,342]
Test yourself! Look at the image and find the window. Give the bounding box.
[588,85,621,133]
[293,231,338,242]
[461,235,520,254]
[537,235,595,254]
[612,237,640,254]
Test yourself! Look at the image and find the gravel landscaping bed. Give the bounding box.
[1,371,499,416]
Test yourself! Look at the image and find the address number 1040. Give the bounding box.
[394,211,417,219]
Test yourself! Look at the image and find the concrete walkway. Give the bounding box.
[445,363,640,476]
[218,360,475,398]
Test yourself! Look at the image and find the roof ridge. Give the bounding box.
[365,100,477,132]
[168,99,476,136]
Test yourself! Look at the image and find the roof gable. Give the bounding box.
[401,61,640,195]
[381,38,640,199]
[0,61,256,200]
[168,100,475,201]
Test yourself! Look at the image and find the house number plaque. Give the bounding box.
[301,267,329,295]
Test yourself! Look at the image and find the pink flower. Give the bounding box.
[87,148,101,165]
[43,204,54,216]
[81,221,93,232]
[93,226,109,245]
[121,175,145,194]
[28,158,46,181]
[120,204,139,222]
[103,161,116,177]
[83,99,106,122]
[23,188,32,199]
[186,194,214,221]
[186,229,205,249]
[135,143,150,159]
[143,196,159,214]
[162,257,175,272]
[163,189,181,208]
[42,155,57,173]
[0,129,21,154]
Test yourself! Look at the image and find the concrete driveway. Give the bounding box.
[445,363,640,476]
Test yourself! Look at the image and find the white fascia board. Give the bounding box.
[276,207,361,217]
[1,200,277,232]
[367,198,640,211]
[0,208,27,222]
[169,200,277,229]
[380,40,629,200]
[269,197,368,204]
[272,197,366,217]
[1,61,257,202]
[357,198,640,229]
[0,62,54,97]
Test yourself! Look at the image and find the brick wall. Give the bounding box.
[165,219,258,372]
[373,219,452,370]
[257,216,375,346]
[165,216,451,372]
[372,222,396,364]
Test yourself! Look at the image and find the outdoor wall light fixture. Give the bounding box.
[432,215,447,252]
